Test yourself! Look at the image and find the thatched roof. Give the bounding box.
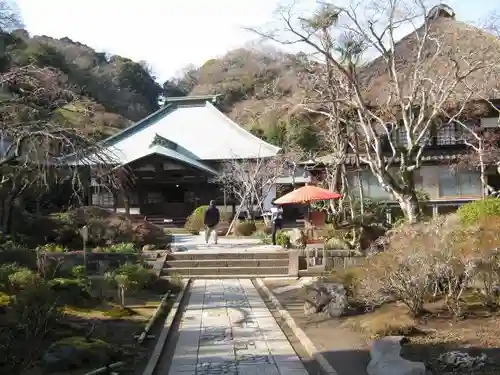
[359,4,500,108]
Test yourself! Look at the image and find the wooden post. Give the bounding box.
[223,187,227,217]
[80,225,89,274]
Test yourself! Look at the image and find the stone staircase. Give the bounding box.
[143,215,186,228]
[161,251,291,278]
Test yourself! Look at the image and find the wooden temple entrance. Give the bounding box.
[92,153,221,220]
[130,154,219,218]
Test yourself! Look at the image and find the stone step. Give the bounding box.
[166,251,289,261]
[163,274,290,279]
[164,258,289,268]
[161,266,289,277]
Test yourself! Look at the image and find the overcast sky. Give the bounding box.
[15,0,499,83]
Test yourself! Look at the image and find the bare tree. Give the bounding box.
[477,9,500,37]
[0,0,23,32]
[248,0,500,222]
[0,65,118,231]
[213,154,288,233]
[454,120,500,195]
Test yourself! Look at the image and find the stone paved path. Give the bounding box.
[171,234,280,253]
[167,279,310,375]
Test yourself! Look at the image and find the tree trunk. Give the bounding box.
[124,194,130,215]
[2,194,14,234]
[119,287,125,306]
[112,191,118,213]
[478,143,494,196]
[394,192,420,224]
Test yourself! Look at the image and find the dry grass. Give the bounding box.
[344,304,418,338]
[342,294,500,374]
[18,290,169,375]
[63,292,164,321]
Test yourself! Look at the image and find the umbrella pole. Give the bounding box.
[305,202,315,242]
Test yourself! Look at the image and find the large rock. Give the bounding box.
[437,351,488,372]
[367,336,426,375]
[42,336,120,372]
[303,282,348,317]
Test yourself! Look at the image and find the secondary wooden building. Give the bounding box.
[304,5,500,220]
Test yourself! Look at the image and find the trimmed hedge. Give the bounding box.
[184,205,209,234]
[234,221,257,236]
[184,205,232,235]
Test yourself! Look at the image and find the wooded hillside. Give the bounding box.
[164,47,321,150]
[1,28,166,138]
[1,0,319,150]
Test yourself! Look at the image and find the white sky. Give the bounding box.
[15,0,498,83]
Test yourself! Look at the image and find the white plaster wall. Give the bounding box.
[263,184,277,212]
[115,207,141,215]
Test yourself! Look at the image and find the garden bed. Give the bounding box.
[265,278,500,375]
[14,285,177,375]
[0,261,181,375]
[264,279,370,375]
[344,295,500,375]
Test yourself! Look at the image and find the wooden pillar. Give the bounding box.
[82,166,92,206]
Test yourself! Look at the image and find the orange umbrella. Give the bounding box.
[274,185,341,205]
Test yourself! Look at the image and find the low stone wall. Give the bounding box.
[43,252,141,274]
[297,249,365,272]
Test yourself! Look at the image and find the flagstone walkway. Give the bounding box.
[171,234,280,253]
[167,279,310,375]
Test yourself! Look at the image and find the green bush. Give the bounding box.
[41,207,172,249]
[0,291,10,307]
[234,220,257,236]
[256,232,272,244]
[36,243,66,253]
[184,205,209,234]
[184,206,232,235]
[109,242,137,253]
[115,263,155,290]
[9,282,62,338]
[0,263,23,286]
[457,198,500,226]
[276,231,290,247]
[92,242,138,253]
[71,265,86,278]
[48,277,92,306]
[8,268,37,290]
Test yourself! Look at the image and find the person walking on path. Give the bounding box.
[270,201,283,246]
[204,200,220,245]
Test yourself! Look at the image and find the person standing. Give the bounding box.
[204,200,220,245]
[270,201,283,246]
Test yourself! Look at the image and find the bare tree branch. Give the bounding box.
[249,0,500,222]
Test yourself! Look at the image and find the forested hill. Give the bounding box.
[1,29,163,137]
[1,28,319,149]
[163,48,321,151]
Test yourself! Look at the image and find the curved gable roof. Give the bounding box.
[99,96,280,164]
[67,95,281,166]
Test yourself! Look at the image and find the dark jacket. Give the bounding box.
[204,206,220,227]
